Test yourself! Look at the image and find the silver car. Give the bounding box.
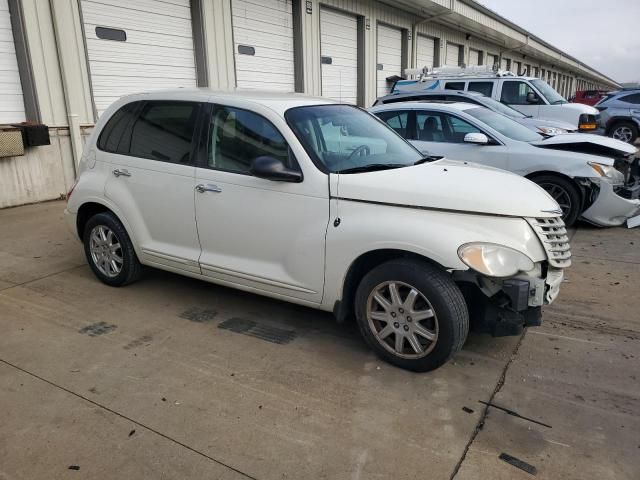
[373,90,578,136]
[595,89,640,143]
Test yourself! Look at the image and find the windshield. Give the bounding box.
[531,79,567,105]
[285,104,423,173]
[479,96,527,118]
[466,107,543,142]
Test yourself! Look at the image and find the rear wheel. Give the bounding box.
[609,121,638,144]
[354,259,469,372]
[83,212,142,287]
[531,175,582,227]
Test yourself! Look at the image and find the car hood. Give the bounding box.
[333,159,561,218]
[558,102,599,115]
[518,116,577,131]
[530,133,638,159]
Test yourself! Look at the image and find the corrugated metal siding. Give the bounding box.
[320,7,358,104]
[376,23,402,97]
[81,0,197,115]
[231,0,294,91]
[0,0,25,123]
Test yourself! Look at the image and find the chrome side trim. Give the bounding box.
[141,248,199,267]
[200,263,317,295]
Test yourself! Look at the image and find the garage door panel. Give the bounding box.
[85,0,191,19]
[232,0,294,92]
[0,0,24,123]
[82,4,193,37]
[416,35,435,69]
[321,8,358,104]
[446,43,460,66]
[377,24,402,97]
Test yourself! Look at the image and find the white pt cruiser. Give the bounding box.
[65,90,571,372]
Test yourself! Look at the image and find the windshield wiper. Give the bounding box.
[414,155,442,165]
[337,163,406,174]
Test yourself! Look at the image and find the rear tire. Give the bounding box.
[83,212,142,287]
[354,259,469,372]
[531,175,582,227]
[608,121,638,144]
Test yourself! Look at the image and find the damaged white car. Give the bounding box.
[371,102,640,227]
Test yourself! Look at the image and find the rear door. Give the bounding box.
[103,100,202,273]
[193,104,329,303]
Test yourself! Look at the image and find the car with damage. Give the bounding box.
[65,90,571,372]
[373,90,577,136]
[370,101,640,227]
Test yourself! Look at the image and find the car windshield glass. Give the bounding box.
[285,104,422,173]
[531,79,567,104]
[466,107,543,142]
[479,96,527,118]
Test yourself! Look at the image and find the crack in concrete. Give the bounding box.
[0,358,259,480]
[0,264,86,293]
[449,330,528,480]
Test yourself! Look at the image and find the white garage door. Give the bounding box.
[376,24,402,97]
[445,42,461,66]
[468,49,480,66]
[320,7,358,104]
[0,0,25,123]
[232,0,294,91]
[500,57,508,70]
[81,0,197,116]
[416,35,435,70]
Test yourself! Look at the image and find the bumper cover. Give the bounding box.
[63,208,79,240]
[580,179,640,227]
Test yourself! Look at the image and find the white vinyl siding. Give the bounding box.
[320,7,358,104]
[416,35,435,69]
[376,24,402,97]
[81,0,197,116]
[0,0,25,123]
[468,48,480,66]
[445,42,461,66]
[232,0,294,91]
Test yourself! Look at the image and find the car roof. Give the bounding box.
[114,88,338,115]
[370,101,479,112]
[379,90,485,101]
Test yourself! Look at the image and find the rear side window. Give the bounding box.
[445,82,465,90]
[467,81,493,97]
[621,93,640,105]
[128,102,200,164]
[208,106,291,174]
[97,102,141,153]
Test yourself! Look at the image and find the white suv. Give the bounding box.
[65,90,570,372]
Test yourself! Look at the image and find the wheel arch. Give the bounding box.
[333,249,449,323]
[525,170,584,199]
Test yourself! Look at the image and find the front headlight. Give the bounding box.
[588,162,624,182]
[537,126,568,136]
[458,243,535,278]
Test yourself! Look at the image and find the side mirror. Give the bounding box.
[250,156,303,183]
[464,132,489,145]
[526,91,540,104]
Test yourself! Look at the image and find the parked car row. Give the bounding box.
[65,89,576,372]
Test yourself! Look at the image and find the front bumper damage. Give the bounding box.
[580,177,640,227]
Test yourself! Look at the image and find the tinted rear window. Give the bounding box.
[97,102,140,153]
[467,81,493,97]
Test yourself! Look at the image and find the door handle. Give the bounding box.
[195,183,222,193]
[113,168,131,177]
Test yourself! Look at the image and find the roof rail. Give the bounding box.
[404,64,519,82]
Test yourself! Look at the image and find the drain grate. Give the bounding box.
[179,307,218,323]
[218,318,297,345]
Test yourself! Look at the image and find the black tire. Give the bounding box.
[83,212,142,287]
[608,121,638,144]
[354,259,469,372]
[530,175,582,227]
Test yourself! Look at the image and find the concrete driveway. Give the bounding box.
[0,201,638,479]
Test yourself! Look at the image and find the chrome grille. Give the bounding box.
[526,217,572,268]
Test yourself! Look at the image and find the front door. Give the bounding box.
[410,110,510,170]
[194,104,329,303]
[499,80,542,118]
[103,100,202,273]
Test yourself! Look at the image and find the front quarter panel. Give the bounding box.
[322,200,546,308]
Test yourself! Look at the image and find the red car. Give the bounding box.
[571,90,608,106]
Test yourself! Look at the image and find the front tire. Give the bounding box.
[531,175,582,227]
[354,259,469,372]
[608,121,638,144]
[83,212,142,287]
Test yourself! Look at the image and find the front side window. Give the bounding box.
[445,82,465,91]
[621,93,640,105]
[531,79,566,105]
[129,102,200,163]
[500,81,540,105]
[467,81,493,97]
[465,107,542,142]
[286,105,422,173]
[208,106,291,174]
[376,111,409,137]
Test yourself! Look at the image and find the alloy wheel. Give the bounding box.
[89,225,123,278]
[612,126,633,143]
[366,281,438,359]
[539,182,572,219]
